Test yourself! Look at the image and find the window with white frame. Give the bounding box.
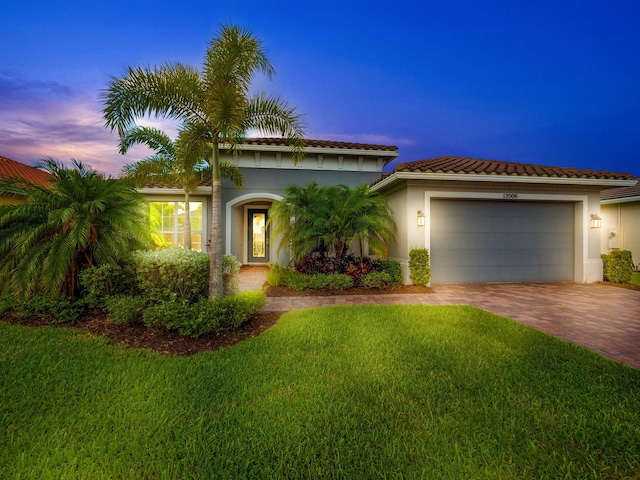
[148,201,203,251]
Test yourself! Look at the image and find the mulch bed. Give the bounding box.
[3,284,433,356]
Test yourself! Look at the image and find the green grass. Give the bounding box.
[630,272,640,287]
[2,305,640,479]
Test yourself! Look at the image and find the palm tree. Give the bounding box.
[118,124,243,250]
[103,24,306,297]
[269,182,396,264]
[0,158,150,300]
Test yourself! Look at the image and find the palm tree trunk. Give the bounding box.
[184,189,192,250]
[208,139,224,298]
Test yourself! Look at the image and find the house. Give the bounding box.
[371,156,635,284]
[0,156,52,205]
[600,177,640,266]
[138,138,399,263]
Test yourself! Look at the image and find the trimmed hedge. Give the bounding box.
[409,248,431,286]
[284,272,354,291]
[602,250,633,284]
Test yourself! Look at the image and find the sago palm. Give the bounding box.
[0,158,150,299]
[103,24,305,297]
[118,124,243,249]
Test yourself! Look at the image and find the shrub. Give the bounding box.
[13,294,83,324]
[0,294,15,317]
[361,271,393,288]
[294,254,336,275]
[602,250,633,284]
[131,247,209,303]
[143,291,266,338]
[266,263,286,287]
[79,262,137,310]
[223,254,241,295]
[284,272,353,291]
[377,259,403,286]
[143,301,209,338]
[105,295,147,325]
[409,248,431,286]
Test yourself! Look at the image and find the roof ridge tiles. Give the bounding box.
[391,155,632,181]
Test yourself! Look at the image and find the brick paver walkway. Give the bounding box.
[239,267,640,369]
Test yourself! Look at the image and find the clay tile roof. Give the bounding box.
[0,156,53,187]
[601,177,640,200]
[392,156,632,180]
[242,137,398,152]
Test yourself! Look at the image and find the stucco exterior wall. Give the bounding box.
[376,178,606,284]
[601,201,640,264]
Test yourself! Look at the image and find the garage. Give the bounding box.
[430,199,575,283]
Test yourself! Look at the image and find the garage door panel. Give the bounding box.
[431,200,574,283]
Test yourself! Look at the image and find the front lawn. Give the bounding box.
[631,271,640,287]
[2,305,639,479]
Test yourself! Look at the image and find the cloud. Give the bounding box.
[0,73,144,175]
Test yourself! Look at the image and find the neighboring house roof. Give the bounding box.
[0,156,53,187]
[600,177,640,201]
[392,156,632,180]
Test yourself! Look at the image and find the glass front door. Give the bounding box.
[248,209,269,263]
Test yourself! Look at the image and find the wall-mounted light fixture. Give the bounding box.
[417,210,425,227]
[590,213,602,228]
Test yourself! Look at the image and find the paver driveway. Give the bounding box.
[263,282,640,370]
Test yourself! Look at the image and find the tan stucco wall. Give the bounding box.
[601,201,640,264]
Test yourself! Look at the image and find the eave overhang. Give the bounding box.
[371,171,637,192]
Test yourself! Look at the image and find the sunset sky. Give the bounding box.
[1,0,639,175]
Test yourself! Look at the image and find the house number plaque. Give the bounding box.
[503,193,519,199]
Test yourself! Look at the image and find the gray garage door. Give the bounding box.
[430,200,574,283]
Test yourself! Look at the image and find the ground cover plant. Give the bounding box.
[2,305,639,479]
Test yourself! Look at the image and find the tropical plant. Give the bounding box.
[269,181,396,263]
[118,125,243,249]
[0,159,150,299]
[103,24,306,297]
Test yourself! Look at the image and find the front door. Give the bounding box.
[248,209,270,263]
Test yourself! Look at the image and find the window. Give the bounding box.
[149,201,204,251]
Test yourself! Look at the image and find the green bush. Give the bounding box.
[105,295,147,325]
[197,291,267,333]
[143,291,266,338]
[79,262,137,310]
[377,259,403,286]
[602,250,633,284]
[13,294,83,324]
[361,271,393,288]
[284,272,354,291]
[143,301,209,338]
[0,294,15,317]
[266,263,286,287]
[409,248,431,286]
[131,247,209,303]
[223,254,241,295]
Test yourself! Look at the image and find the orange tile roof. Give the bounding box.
[240,137,398,152]
[0,156,53,187]
[392,156,632,180]
[601,177,640,200]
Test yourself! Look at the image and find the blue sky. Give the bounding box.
[1,0,638,175]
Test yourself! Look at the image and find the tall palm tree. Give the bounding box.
[118,124,243,250]
[0,158,150,300]
[103,24,305,297]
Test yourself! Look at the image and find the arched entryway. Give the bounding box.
[225,193,283,265]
